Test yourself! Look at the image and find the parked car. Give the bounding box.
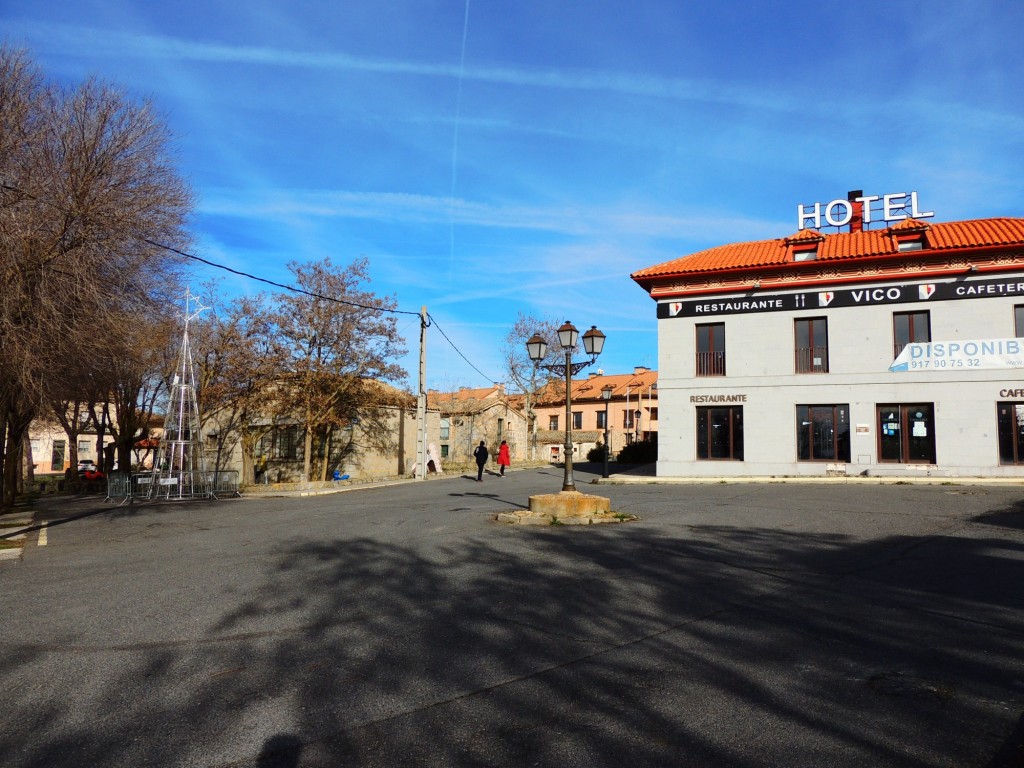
[77,460,97,475]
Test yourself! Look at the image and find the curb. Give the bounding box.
[594,475,1024,486]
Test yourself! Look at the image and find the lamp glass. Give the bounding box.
[601,385,613,401]
[525,334,547,362]
[582,325,605,356]
[557,321,578,350]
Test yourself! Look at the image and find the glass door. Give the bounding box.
[877,404,935,464]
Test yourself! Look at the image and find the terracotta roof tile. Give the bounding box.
[632,217,1024,282]
[535,370,658,405]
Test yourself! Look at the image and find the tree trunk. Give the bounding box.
[303,419,313,482]
[23,433,35,484]
[0,409,7,505]
[2,409,34,508]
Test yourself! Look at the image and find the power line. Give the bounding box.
[139,238,422,317]
[4,180,500,385]
[427,312,495,385]
[148,241,498,385]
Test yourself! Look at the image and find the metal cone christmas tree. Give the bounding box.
[151,289,212,500]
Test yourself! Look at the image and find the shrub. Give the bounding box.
[616,438,657,465]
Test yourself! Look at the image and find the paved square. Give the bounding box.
[2,467,1022,767]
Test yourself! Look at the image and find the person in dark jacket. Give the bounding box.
[473,440,488,481]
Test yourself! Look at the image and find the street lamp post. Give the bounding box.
[601,385,613,479]
[526,322,605,493]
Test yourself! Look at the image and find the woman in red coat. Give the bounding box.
[497,440,511,476]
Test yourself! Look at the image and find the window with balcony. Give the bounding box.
[795,317,829,373]
[893,311,930,359]
[696,323,726,376]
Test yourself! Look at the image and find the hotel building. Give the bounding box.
[631,192,1024,478]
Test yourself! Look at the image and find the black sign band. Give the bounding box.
[658,276,1024,319]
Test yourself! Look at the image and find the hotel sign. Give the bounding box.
[890,339,1024,372]
[659,276,1024,319]
[797,191,933,230]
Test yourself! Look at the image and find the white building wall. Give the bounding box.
[656,277,1024,478]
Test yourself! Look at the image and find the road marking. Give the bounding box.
[38,523,47,547]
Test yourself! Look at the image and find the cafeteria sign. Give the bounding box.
[890,339,1024,372]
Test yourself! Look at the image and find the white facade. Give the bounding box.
[639,217,1024,479]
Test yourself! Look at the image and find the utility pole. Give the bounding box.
[415,306,428,480]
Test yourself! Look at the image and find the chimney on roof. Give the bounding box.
[634,365,650,375]
[848,189,864,233]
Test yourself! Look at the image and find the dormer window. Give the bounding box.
[889,219,930,253]
[785,229,825,263]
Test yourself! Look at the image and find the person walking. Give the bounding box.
[473,440,488,481]
[497,439,511,477]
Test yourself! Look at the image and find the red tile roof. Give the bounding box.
[536,370,658,405]
[632,218,1024,284]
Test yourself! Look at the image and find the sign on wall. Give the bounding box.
[659,276,1024,319]
[890,339,1024,372]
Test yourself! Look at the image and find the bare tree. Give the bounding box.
[501,312,564,460]
[0,45,191,507]
[270,257,406,482]
[192,293,284,484]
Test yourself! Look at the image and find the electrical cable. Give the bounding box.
[427,312,495,384]
[4,181,500,384]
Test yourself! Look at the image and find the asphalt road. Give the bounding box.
[1,465,1023,767]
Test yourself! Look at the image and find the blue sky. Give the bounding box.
[5,1,1024,390]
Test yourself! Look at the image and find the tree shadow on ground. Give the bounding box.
[2,490,1023,767]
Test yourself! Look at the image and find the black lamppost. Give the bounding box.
[601,384,613,478]
[526,322,605,492]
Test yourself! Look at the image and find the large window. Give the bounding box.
[795,317,829,373]
[596,410,607,429]
[997,402,1024,464]
[696,323,726,376]
[796,405,850,462]
[572,411,583,430]
[440,418,450,441]
[877,404,935,464]
[548,415,559,431]
[696,406,743,460]
[275,426,303,461]
[893,311,930,359]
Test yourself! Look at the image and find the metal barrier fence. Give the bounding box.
[106,471,240,503]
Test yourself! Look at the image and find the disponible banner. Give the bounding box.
[890,338,1024,372]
